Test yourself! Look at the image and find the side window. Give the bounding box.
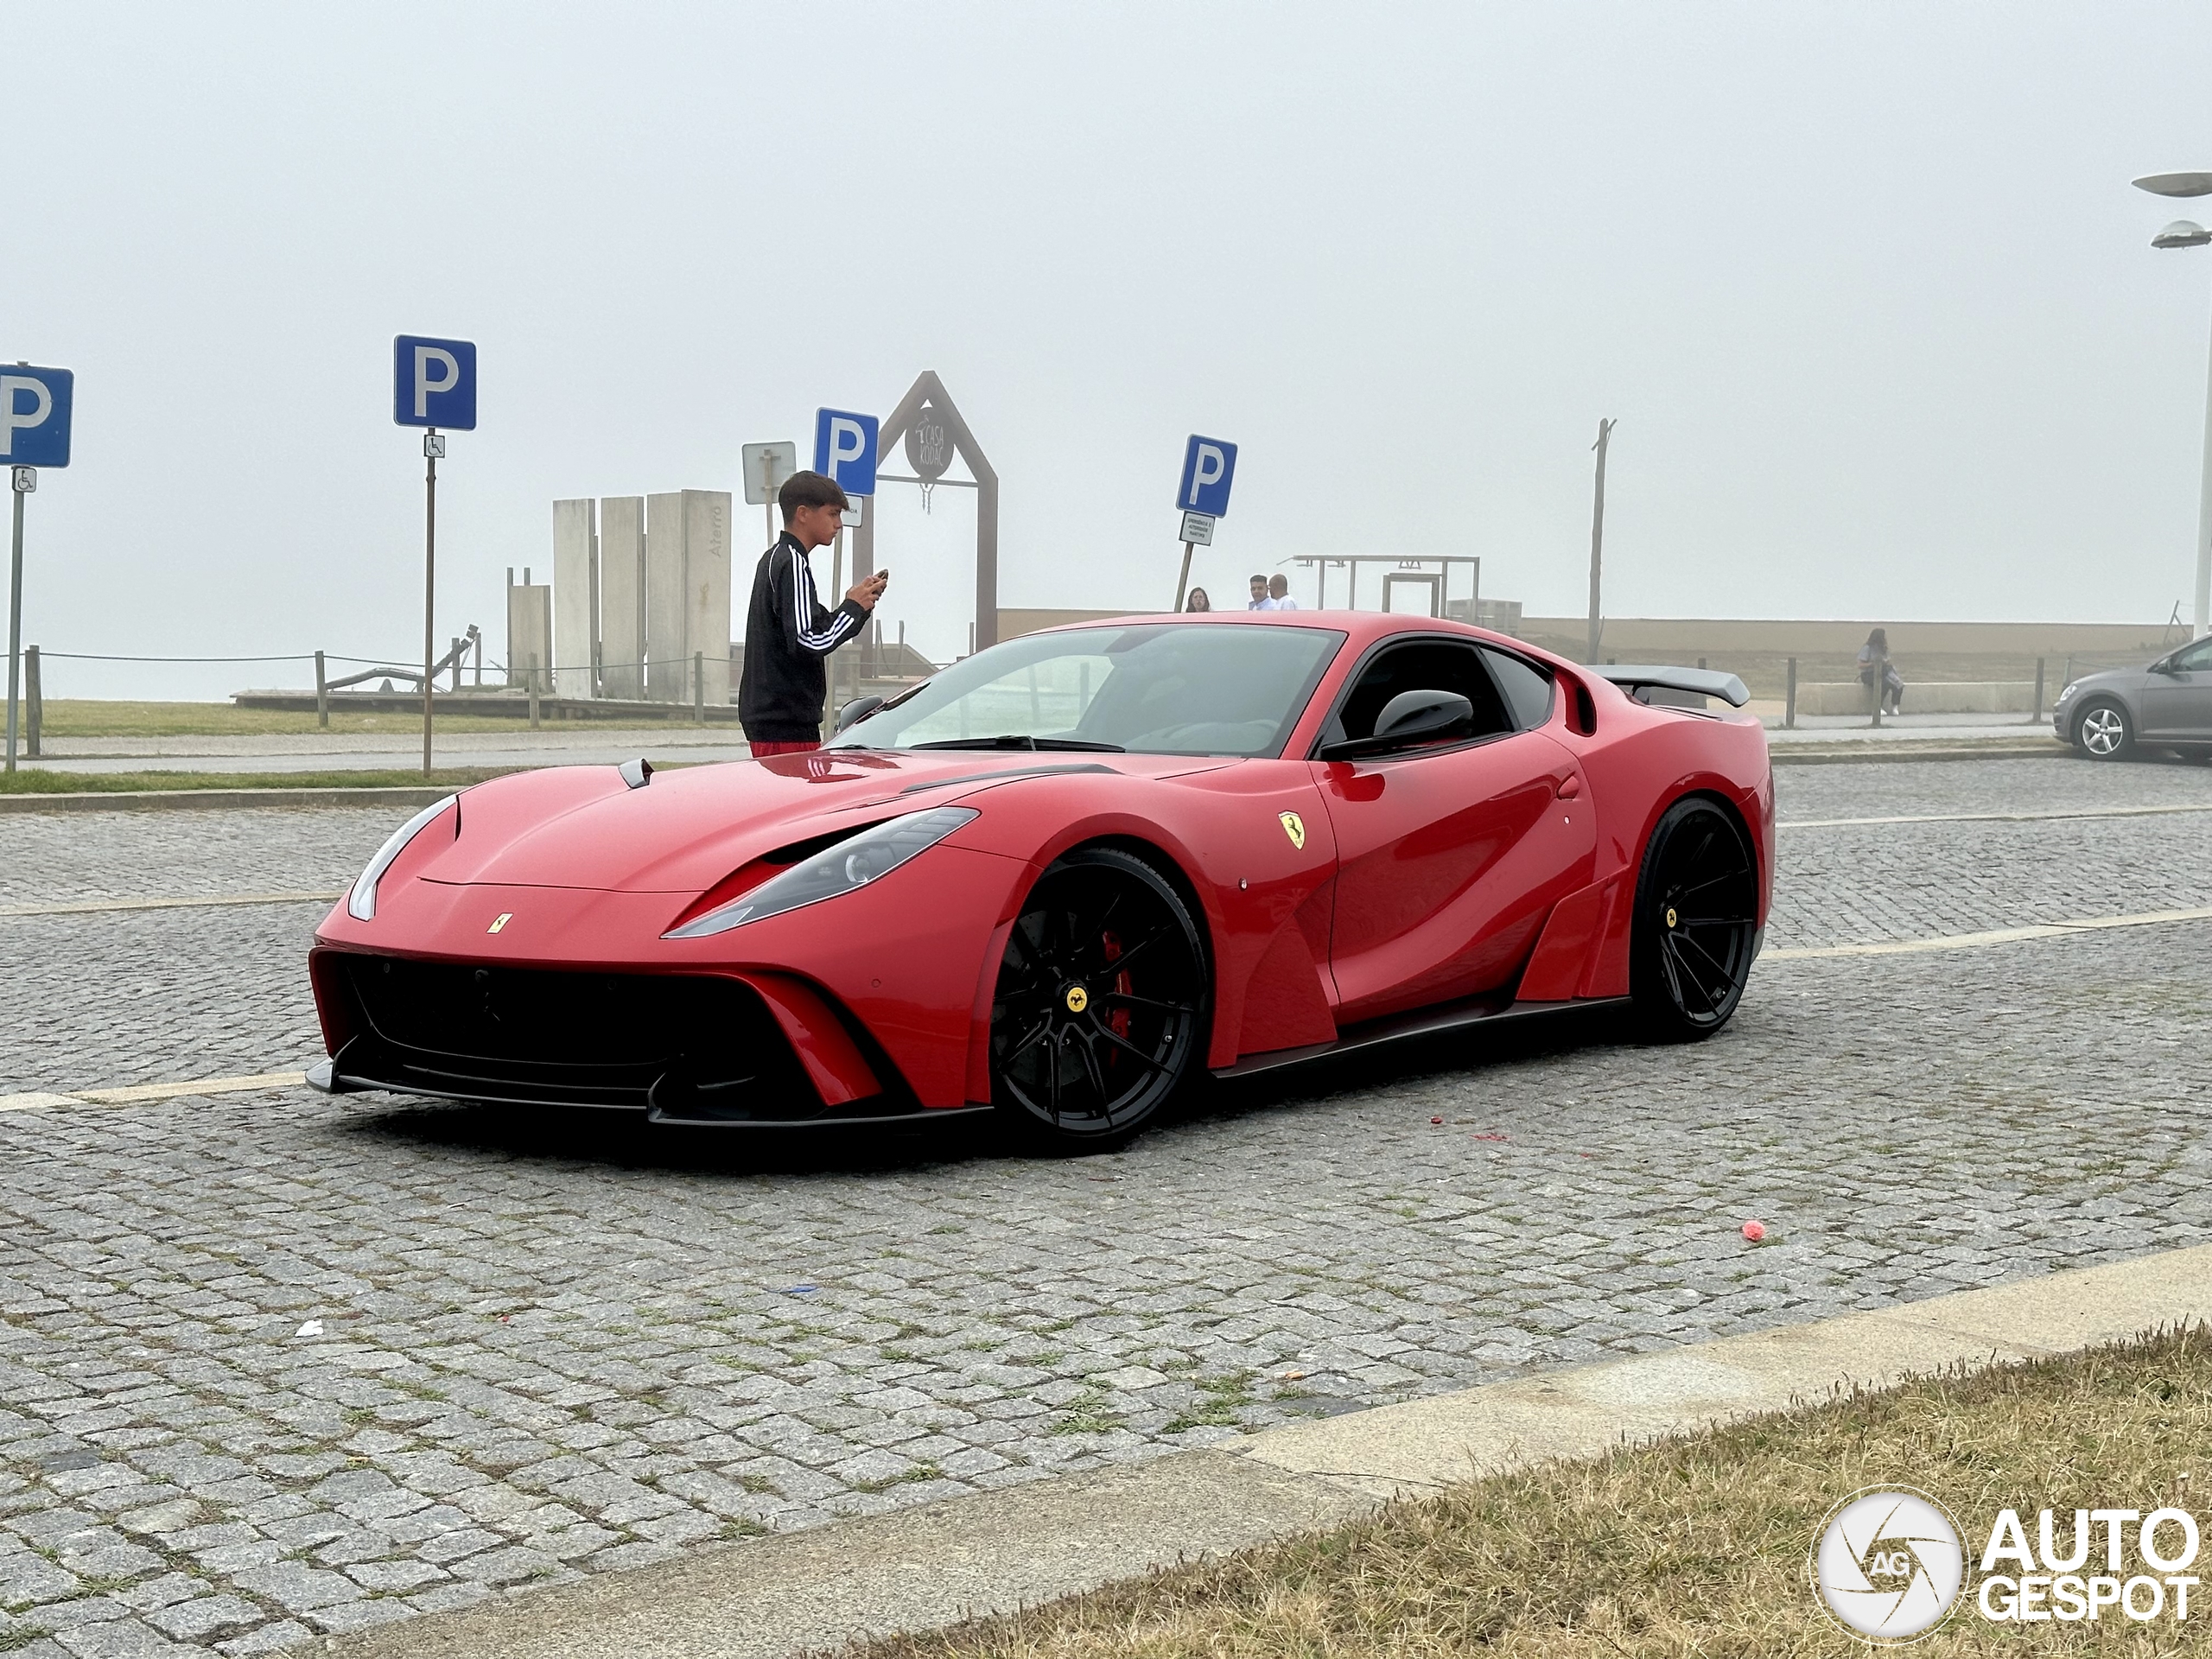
[2175,639,2212,672]
[1480,647,1555,729]
[1324,640,1514,747]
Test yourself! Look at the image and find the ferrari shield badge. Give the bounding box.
[1280,811,1306,850]
[486,912,512,935]
[1064,985,1089,1014]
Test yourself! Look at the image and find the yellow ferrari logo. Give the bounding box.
[1280,811,1306,850]
[1065,985,1089,1014]
[486,912,512,935]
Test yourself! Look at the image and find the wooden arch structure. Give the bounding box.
[853,371,1000,653]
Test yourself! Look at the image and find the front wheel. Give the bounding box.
[1630,798,1759,1041]
[989,848,1208,1149]
[2075,700,2133,761]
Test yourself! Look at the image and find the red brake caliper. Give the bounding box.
[1100,930,1133,1073]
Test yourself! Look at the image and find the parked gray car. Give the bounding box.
[2054,636,2212,760]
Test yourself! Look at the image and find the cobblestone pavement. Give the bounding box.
[2,758,2209,1654]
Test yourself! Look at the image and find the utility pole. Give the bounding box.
[1586,418,1616,664]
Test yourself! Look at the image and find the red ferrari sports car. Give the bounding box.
[308,612,1772,1147]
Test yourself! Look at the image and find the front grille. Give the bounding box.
[332,955,825,1118]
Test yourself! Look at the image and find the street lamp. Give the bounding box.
[2136,171,2212,638]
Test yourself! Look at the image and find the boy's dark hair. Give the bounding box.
[779,470,849,524]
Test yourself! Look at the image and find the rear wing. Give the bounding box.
[1592,664,1751,709]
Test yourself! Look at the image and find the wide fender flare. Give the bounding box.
[957,810,1226,1103]
[1585,777,1767,998]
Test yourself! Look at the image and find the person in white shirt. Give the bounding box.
[1267,574,1298,610]
[1246,575,1270,610]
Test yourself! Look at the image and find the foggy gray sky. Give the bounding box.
[10,1,2212,698]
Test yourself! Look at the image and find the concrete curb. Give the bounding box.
[321,1243,2212,1659]
[0,785,456,815]
[1770,742,2069,766]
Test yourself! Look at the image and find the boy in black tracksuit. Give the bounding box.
[739,470,887,752]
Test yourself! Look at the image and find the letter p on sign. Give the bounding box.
[0,367,73,467]
[1177,433,1237,517]
[812,407,880,497]
[392,335,478,429]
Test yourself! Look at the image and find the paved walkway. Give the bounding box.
[0,757,2206,1655]
[323,1244,2212,1659]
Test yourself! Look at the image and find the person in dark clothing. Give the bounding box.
[739,471,887,753]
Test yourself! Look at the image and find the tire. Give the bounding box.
[1629,798,1759,1042]
[2075,700,2133,761]
[989,847,1209,1150]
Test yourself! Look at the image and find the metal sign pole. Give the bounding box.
[1586,417,1615,664]
[1173,540,1195,613]
[4,475,25,774]
[422,429,439,777]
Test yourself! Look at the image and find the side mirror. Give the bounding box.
[1319,690,1474,760]
[835,695,885,734]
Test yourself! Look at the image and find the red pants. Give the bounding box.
[748,740,821,757]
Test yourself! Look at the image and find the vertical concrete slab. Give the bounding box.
[599,497,645,701]
[505,582,552,690]
[683,490,733,705]
[645,492,689,703]
[551,499,597,699]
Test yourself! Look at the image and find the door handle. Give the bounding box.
[1555,774,1582,799]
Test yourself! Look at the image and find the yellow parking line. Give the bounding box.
[1768,904,2212,960]
[0,890,343,919]
[0,1072,308,1113]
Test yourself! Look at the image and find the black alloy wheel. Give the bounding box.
[1630,798,1759,1040]
[990,847,1208,1147]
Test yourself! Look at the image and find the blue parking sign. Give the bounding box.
[1177,434,1236,516]
[813,407,879,497]
[0,367,73,467]
[393,335,477,429]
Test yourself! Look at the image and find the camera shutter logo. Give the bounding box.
[1810,1488,1966,1642]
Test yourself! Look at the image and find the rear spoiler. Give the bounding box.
[1592,664,1751,709]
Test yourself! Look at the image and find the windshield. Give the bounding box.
[830,622,1347,758]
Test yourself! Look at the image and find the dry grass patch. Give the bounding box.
[858,1325,2212,1658]
[0,766,510,793]
[30,699,721,738]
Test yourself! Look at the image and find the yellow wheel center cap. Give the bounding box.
[1665,907,1678,928]
[1064,985,1090,1014]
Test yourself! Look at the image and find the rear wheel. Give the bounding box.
[990,848,1208,1149]
[2075,700,2133,760]
[1630,798,1758,1041]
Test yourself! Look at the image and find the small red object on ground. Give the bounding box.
[1741,1219,1766,1242]
[1430,1116,1444,1125]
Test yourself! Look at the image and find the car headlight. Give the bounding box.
[663,806,978,939]
[346,795,458,920]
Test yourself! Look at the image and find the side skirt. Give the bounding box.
[1211,995,1633,1081]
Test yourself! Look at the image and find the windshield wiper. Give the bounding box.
[910,735,1127,753]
